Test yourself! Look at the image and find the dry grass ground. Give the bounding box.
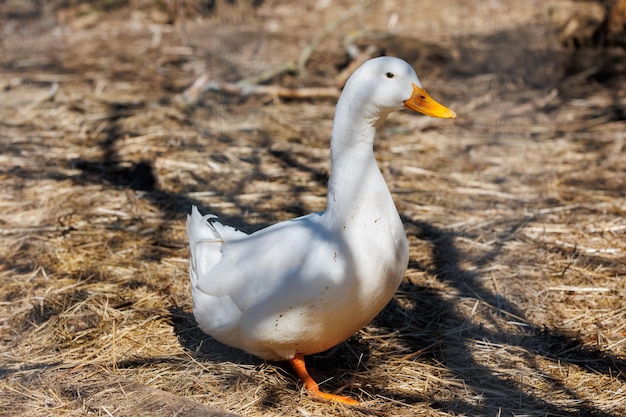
[1,0,625,416]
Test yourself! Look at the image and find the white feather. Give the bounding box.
[186,57,453,362]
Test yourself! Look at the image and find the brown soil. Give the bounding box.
[1,1,625,416]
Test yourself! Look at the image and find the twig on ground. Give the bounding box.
[183,0,381,104]
[182,72,340,104]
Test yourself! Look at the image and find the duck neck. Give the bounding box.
[325,109,394,223]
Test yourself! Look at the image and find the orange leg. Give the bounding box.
[289,353,359,405]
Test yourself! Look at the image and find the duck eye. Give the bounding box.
[386,72,394,79]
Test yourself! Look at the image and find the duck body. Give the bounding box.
[188,152,408,361]
[187,56,455,403]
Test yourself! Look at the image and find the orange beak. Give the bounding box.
[403,83,456,119]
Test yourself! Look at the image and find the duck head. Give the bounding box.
[342,56,456,121]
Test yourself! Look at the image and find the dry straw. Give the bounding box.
[1,1,625,416]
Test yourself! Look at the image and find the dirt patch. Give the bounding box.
[1,1,625,416]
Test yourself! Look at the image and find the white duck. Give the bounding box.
[187,56,455,405]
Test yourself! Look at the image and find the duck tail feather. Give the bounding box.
[186,205,247,285]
